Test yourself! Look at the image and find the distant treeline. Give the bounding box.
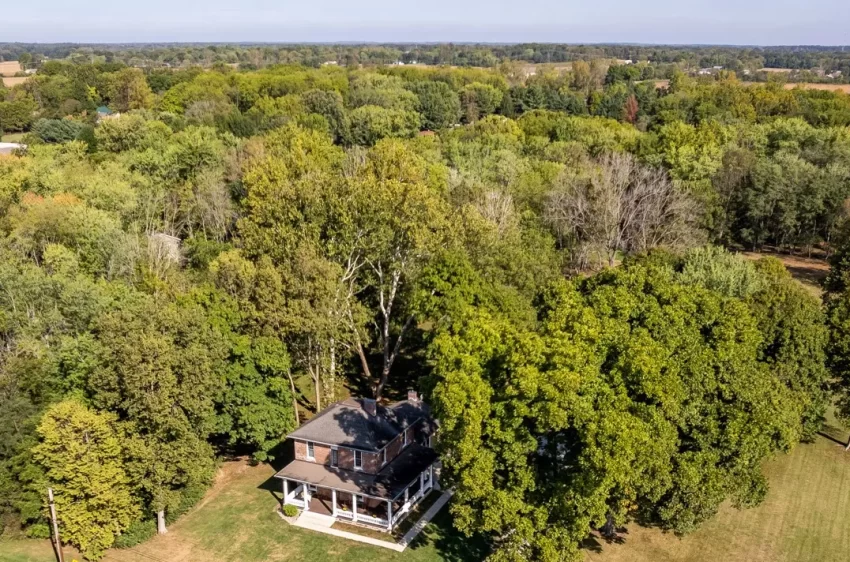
[2,43,850,78]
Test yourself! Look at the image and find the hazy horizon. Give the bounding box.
[4,0,850,46]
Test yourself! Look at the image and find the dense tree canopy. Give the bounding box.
[427,253,827,561]
[0,50,843,561]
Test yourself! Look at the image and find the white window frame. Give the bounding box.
[306,441,315,460]
[381,448,387,466]
[354,450,363,470]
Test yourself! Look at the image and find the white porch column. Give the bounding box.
[352,494,358,523]
[282,479,288,504]
[332,489,337,517]
[432,464,439,490]
[404,486,409,507]
[419,471,425,498]
[304,485,311,512]
[387,500,393,530]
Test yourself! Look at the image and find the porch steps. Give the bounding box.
[297,511,335,528]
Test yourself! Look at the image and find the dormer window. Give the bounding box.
[306,441,315,460]
[354,450,363,470]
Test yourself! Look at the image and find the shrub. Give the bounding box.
[282,504,299,517]
[112,519,156,549]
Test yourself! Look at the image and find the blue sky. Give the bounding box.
[4,0,850,44]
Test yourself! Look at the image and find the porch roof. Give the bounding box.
[275,443,438,500]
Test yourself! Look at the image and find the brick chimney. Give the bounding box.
[407,390,419,403]
[363,398,377,416]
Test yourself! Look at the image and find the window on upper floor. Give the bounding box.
[354,450,363,470]
[306,441,315,460]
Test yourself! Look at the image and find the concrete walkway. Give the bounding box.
[398,490,454,548]
[291,511,405,552]
[280,491,454,552]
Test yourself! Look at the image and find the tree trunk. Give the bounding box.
[600,512,615,539]
[313,370,322,412]
[286,368,299,428]
[375,314,416,401]
[157,510,167,535]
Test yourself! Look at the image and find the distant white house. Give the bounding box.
[0,142,26,155]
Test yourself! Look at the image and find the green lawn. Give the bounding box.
[0,461,486,562]
[0,132,25,143]
[586,414,850,562]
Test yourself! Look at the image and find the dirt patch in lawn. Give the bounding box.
[740,251,829,297]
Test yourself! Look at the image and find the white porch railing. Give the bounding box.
[356,513,388,527]
[336,510,354,520]
[287,498,306,508]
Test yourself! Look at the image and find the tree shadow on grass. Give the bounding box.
[819,418,848,447]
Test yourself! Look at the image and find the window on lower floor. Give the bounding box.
[306,441,315,460]
[354,450,363,470]
[331,447,338,467]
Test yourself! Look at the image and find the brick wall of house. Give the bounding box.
[338,447,354,470]
[294,439,332,465]
[362,451,380,473]
[336,446,382,474]
[384,434,402,466]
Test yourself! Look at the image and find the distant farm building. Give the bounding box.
[96,106,121,122]
[0,143,26,155]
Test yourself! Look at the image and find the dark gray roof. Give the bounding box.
[287,398,432,452]
[275,443,438,499]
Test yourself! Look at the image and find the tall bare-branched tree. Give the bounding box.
[545,152,702,270]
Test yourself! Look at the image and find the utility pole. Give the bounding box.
[47,488,64,562]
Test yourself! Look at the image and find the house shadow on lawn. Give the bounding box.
[256,440,295,501]
[407,508,491,562]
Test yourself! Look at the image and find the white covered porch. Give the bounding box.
[280,462,437,530]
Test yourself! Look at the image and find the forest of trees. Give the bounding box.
[1,51,850,561]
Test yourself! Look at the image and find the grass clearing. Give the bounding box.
[740,250,829,297]
[1,461,486,562]
[586,412,850,562]
[0,132,25,143]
